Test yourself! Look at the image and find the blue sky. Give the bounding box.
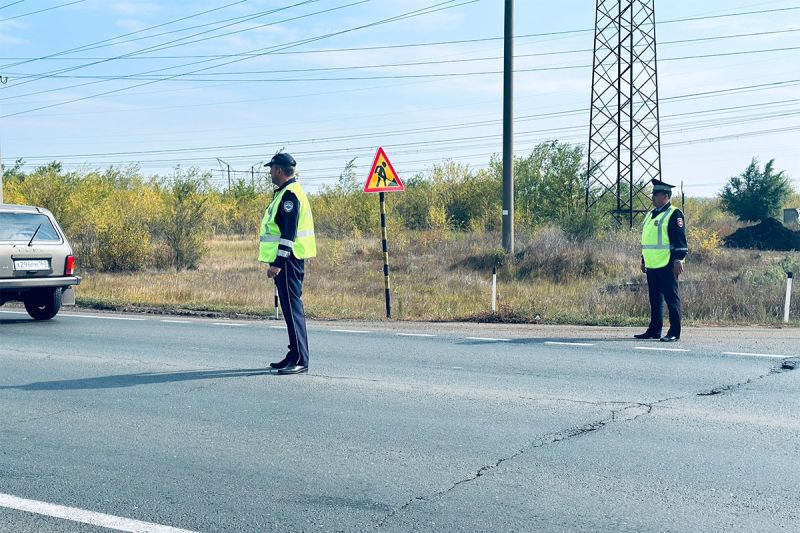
[0,0,798,198]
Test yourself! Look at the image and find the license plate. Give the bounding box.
[14,259,50,271]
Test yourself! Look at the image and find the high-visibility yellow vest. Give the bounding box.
[641,206,675,269]
[259,182,316,263]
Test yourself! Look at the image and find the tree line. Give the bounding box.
[1,142,795,273]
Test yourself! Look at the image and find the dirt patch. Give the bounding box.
[723,218,800,251]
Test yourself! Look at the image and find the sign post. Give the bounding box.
[364,147,405,319]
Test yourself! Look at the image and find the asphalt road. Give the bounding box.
[1,308,798,532]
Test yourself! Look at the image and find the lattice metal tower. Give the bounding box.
[586,0,662,228]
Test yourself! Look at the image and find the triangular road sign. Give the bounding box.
[364,147,405,193]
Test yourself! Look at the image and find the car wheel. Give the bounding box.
[24,288,63,320]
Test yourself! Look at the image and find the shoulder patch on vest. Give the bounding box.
[283,200,295,213]
[677,217,684,228]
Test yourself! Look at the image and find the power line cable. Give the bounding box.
[0,1,25,12]
[2,2,797,119]
[0,0,331,89]
[10,25,780,61]
[4,4,796,87]
[14,89,800,161]
[0,0,84,23]
[0,0,249,69]
[0,0,370,103]
[15,96,800,162]
[5,25,800,97]
[8,43,800,82]
[0,0,479,117]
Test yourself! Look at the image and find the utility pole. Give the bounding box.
[249,161,264,187]
[502,0,514,253]
[0,141,4,204]
[1,75,8,203]
[216,158,232,190]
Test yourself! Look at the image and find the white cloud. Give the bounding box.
[115,18,146,32]
[0,34,26,46]
[0,19,27,46]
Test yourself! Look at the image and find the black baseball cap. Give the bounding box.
[264,153,296,167]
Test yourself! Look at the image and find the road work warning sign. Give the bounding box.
[364,147,404,193]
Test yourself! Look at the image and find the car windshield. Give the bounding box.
[0,213,61,243]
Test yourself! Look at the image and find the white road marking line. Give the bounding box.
[635,346,690,352]
[212,322,248,327]
[270,325,287,329]
[63,313,147,321]
[465,337,510,342]
[161,319,192,324]
[396,333,437,337]
[0,310,147,321]
[544,341,595,347]
[0,492,197,533]
[452,366,463,369]
[332,329,370,334]
[722,351,790,359]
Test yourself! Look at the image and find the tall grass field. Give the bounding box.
[77,229,800,326]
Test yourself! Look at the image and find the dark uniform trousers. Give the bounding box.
[274,256,309,367]
[646,265,681,338]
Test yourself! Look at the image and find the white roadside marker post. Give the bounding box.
[784,272,793,323]
[492,266,497,313]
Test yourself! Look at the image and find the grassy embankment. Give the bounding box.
[76,229,800,326]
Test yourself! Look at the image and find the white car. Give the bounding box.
[0,204,81,320]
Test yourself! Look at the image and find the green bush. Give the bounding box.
[97,223,152,272]
[156,169,212,271]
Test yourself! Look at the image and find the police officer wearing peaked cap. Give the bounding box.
[634,179,689,342]
[259,152,317,374]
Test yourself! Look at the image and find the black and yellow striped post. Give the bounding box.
[379,192,392,319]
[364,147,405,319]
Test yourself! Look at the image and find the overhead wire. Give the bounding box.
[0,0,84,23]
[7,43,800,82]
[0,2,796,124]
[0,1,25,12]
[15,96,800,165]
[0,0,300,70]
[10,75,800,160]
[2,4,798,95]
[0,0,335,90]
[0,0,478,117]
[7,25,797,62]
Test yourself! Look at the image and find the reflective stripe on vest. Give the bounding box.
[641,206,675,269]
[258,182,317,263]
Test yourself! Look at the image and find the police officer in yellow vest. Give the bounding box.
[259,153,316,374]
[634,179,688,342]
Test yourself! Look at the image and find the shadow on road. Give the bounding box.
[0,318,43,325]
[0,368,274,391]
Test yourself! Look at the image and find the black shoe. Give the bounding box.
[269,357,292,370]
[660,335,680,342]
[277,365,308,375]
[633,331,661,339]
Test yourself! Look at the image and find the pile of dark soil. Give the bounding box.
[724,218,800,251]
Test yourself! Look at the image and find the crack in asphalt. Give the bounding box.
[374,360,797,530]
[696,359,796,397]
[373,401,653,530]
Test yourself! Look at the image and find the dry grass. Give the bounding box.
[76,230,800,326]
